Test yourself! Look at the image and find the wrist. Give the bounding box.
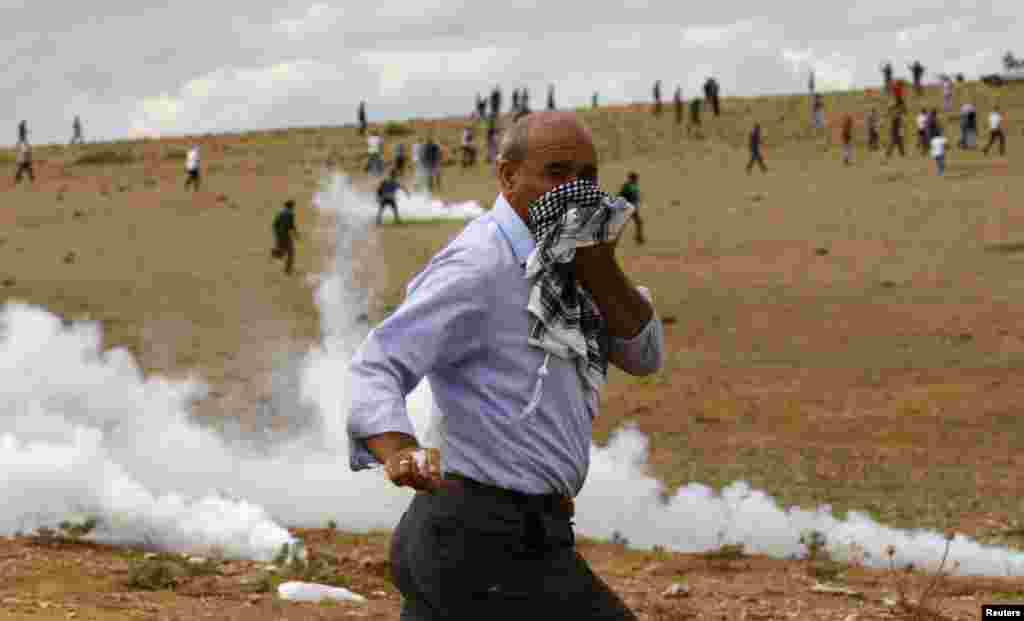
[365,432,420,465]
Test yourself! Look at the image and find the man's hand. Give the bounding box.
[573,241,653,339]
[383,447,443,492]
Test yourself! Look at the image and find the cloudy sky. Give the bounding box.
[3,0,1020,145]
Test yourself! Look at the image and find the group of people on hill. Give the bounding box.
[777,63,1009,177]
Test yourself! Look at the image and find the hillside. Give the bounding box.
[2,80,1023,620]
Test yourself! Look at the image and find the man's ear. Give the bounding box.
[496,159,517,195]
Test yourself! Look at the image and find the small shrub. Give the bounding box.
[127,559,184,590]
[383,121,413,137]
[702,542,746,562]
[609,531,630,547]
[57,516,98,540]
[327,519,338,531]
[800,529,828,562]
[75,149,135,166]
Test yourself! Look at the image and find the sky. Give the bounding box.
[2,0,1021,145]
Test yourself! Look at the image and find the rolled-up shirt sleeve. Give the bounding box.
[347,246,489,470]
[608,285,664,376]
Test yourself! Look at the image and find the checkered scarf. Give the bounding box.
[523,179,636,393]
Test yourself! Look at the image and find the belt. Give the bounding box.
[442,473,575,518]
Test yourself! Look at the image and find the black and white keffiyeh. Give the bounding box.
[520,179,635,413]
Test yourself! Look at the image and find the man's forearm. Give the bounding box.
[364,432,421,465]
[575,246,653,339]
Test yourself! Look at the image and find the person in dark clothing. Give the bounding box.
[867,108,881,151]
[271,200,299,275]
[909,61,925,95]
[886,113,906,158]
[747,123,768,174]
[422,137,442,192]
[394,143,407,177]
[673,86,683,125]
[70,116,84,145]
[927,108,940,141]
[704,78,721,117]
[619,171,644,245]
[881,61,893,95]
[377,169,406,225]
[358,101,367,136]
[490,86,502,119]
[547,84,556,111]
[511,89,520,114]
[688,97,703,137]
[461,127,476,168]
[652,80,662,116]
[592,92,599,109]
[17,120,27,144]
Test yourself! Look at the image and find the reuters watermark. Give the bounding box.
[984,605,1024,618]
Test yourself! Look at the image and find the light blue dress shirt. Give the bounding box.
[347,194,664,496]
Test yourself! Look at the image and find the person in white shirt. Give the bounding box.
[916,110,929,155]
[931,130,948,177]
[184,145,201,191]
[411,142,426,192]
[983,106,1006,156]
[14,140,34,184]
[366,132,384,176]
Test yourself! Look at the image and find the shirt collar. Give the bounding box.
[492,194,534,266]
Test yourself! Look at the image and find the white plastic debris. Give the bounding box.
[662,582,690,598]
[811,583,862,598]
[277,581,367,603]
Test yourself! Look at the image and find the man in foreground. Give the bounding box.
[347,111,663,620]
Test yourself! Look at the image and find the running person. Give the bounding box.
[619,171,644,245]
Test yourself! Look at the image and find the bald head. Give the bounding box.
[498,112,594,164]
[496,112,599,222]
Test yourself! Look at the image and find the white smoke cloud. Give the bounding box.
[1,173,1022,577]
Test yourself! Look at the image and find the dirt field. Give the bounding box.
[3,80,1024,619]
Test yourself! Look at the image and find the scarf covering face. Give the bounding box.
[522,178,636,398]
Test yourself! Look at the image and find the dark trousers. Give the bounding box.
[271,235,295,274]
[377,198,400,224]
[746,149,767,173]
[868,129,880,151]
[14,162,34,183]
[390,479,637,621]
[984,129,1006,156]
[631,210,644,244]
[886,136,906,158]
[184,169,200,191]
